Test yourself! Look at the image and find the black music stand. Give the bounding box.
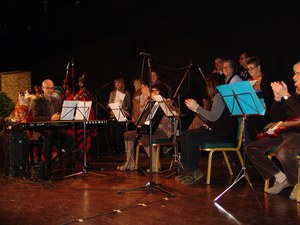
[214,81,265,203]
[63,98,106,178]
[117,53,175,197]
[163,63,202,177]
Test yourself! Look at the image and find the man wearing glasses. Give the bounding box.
[238,52,252,80]
[32,79,75,179]
[246,61,300,201]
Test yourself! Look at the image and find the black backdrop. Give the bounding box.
[1,0,300,128]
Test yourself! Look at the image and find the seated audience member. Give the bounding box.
[246,61,300,201]
[177,73,238,185]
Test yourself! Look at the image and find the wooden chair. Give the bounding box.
[135,117,178,173]
[199,118,244,184]
[264,147,300,202]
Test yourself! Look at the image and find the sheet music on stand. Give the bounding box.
[61,100,92,121]
[152,95,179,118]
[108,102,128,122]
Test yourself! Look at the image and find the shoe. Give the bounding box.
[175,171,189,181]
[289,184,298,200]
[116,162,135,171]
[66,163,78,173]
[181,169,203,185]
[267,179,291,194]
[146,167,161,173]
[181,175,195,185]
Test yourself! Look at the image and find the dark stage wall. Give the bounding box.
[1,1,300,126]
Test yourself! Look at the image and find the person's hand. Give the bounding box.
[141,84,150,97]
[51,112,60,121]
[271,81,290,101]
[185,98,200,113]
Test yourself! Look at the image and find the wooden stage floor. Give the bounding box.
[0,152,299,225]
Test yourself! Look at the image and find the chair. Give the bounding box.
[135,117,178,173]
[264,147,300,202]
[199,118,244,184]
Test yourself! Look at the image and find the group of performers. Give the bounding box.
[2,58,300,203]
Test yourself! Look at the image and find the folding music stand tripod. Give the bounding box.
[63,98,106,178]
[214,81,265,202]
[117,53,175,197]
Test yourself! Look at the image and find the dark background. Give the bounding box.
[1,0,300,126]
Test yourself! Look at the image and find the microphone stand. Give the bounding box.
[117,53,174,197]
[63,88,106,179]
[160,64,193,178]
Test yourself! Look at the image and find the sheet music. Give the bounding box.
[61,100,92,121]
[144,102,160,125]
[108,102,128,122]
[75,101,92,120]
[61,100,77,120]
[152,95,177,117]
[249,80,258,86]
[115,90,125,103]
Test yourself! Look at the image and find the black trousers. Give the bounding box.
[41,129,74,168]
[180,127,233,171]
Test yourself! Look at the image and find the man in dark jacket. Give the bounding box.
[246,61,300,201]
[32,79,75,178]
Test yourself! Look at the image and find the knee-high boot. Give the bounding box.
[116,140,135,171]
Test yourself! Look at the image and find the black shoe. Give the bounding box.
[66,162,78,173]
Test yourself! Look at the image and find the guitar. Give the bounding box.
[256,118,300,139]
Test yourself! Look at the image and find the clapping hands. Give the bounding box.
[185,98,200,113]
[270,81,290,101]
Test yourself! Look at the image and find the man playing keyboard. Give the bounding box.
[32,79,75,179]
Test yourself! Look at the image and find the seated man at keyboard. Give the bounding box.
[31,79,75,178]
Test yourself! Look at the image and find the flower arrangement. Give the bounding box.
[0,91,15,119]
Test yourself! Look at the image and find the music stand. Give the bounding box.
[151,96,185,177]
[117,53,175,197]
[214,81,265,202]
[63,99,106,178]
[108,102,128,122]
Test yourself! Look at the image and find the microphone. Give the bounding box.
[139,52,150,56]
[197,65,206,82]
[186,63,193,68]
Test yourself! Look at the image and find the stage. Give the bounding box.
[0,152,299,225]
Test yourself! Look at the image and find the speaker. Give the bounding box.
[9,130,30,177]
[0,131,10,174]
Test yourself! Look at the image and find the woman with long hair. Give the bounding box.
[177,73,238,185]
